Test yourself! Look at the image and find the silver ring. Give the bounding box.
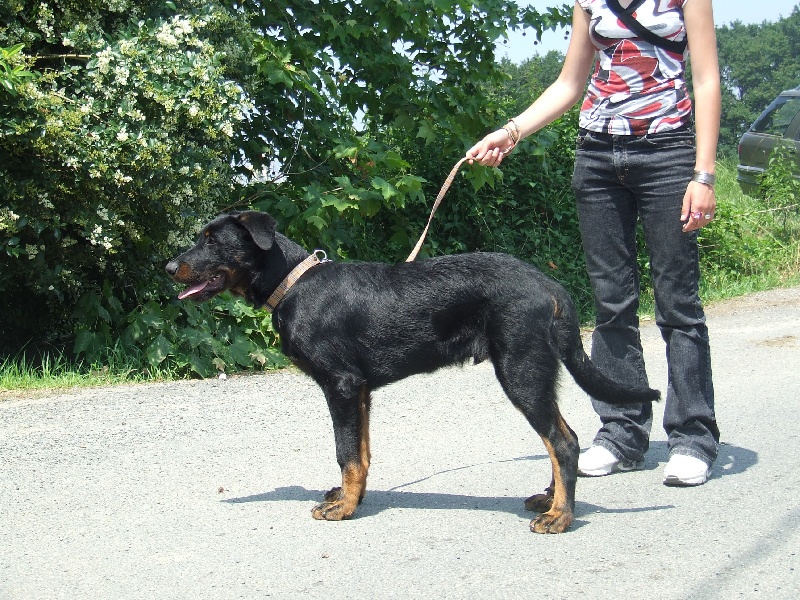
[691,212,702,219]
[704,214,713,220]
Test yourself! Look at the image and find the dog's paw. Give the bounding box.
[523,492,553,513]
[311,500,354,521]
[530,510,573,534]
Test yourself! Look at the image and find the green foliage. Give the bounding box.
[699,159,800,284]
[0,1,251,354]
[0,0,573,376]
[3,0,800,385]
[71,286,288,378]
[757,140,800,231]
[0,43,36,94]
[716,6,800,154]
[236,0,573,256]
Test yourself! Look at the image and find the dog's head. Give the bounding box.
[165,211,277,301]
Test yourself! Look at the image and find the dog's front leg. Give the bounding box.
[312,381,372,521]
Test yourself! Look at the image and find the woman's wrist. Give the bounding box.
[502,119,521,148]
[691,170,716,188]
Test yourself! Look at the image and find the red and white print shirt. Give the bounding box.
[577,0,692,135]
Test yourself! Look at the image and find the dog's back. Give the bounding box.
[275,252,564,385]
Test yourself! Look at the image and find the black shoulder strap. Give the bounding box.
[606,0,687,54]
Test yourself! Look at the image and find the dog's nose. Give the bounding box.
[165,260,179,276]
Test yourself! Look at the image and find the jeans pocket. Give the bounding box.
[640,129,695,149]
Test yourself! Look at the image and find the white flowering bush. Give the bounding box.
[0,2,255,365]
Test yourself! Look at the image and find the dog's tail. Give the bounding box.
[553,298,660,405]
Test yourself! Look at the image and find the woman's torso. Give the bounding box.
[577,0,691,136]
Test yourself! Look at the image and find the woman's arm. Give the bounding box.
[681,0,721,231]
[467,2,596,167]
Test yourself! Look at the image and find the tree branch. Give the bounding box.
[34,54,92,62]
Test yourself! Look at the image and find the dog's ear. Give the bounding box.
[236,211,277,250]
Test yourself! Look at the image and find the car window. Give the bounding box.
[750,96,800,136]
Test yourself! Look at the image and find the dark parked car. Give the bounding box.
[737,86,800,196]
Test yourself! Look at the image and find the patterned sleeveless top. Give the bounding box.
[577,0,691,135]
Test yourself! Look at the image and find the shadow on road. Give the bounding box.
[222,441,756,524]
[224,485,676,525]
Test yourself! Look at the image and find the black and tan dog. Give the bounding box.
[166,211,659,533]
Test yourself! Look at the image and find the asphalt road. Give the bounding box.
[2,286,800,599]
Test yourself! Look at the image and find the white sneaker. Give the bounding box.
[663,454,710,486]
[578,445,644,477]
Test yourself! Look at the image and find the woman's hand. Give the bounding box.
[681,181,717,232]
[466,129,514,167]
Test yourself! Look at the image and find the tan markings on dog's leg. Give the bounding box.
[312,463,367,521]
[359,384,372,481]
[530,415,575,534]
[312,386,372,521]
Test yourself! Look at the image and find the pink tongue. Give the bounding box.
[178,281,209,300]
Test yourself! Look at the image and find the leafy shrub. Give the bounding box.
[758,140,800,231]
[699,159,799,288]
[0,43,34,93]
[72,288,288,378]
[1,1,573,377]
[0,3,251,353]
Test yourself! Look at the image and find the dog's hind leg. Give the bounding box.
[312,379,372,521]
[493,347,579,534]
[527,412,579,533]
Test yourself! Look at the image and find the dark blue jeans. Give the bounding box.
[572,127,719,466]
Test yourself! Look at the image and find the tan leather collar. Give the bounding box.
[264,250,328,313]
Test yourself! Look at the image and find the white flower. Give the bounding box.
[113,170,133,184]
[173,17,193,37]
[116,128,129,142]
[96,48,113,74]
[114,65,129,86]
[156,24,179,48]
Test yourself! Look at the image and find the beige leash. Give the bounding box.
[405,127,517,263]
[405,156,470,262]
